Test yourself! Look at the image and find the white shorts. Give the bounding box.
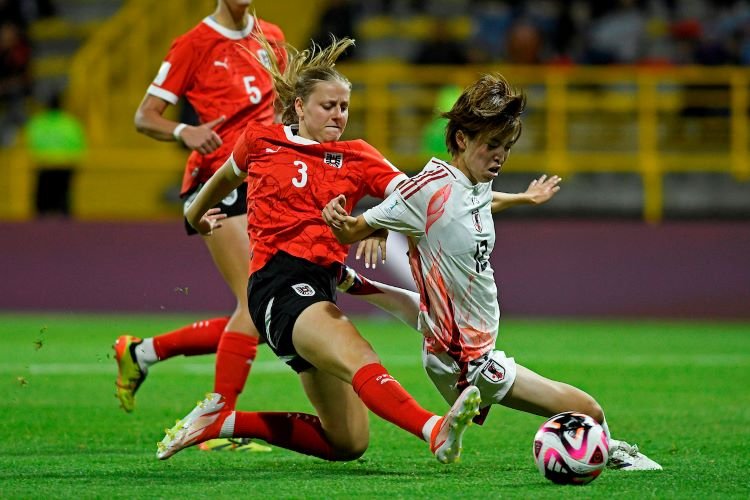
[422,343,517,410]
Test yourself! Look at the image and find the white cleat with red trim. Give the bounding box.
[156,393,234,460]
[430,385,481,464]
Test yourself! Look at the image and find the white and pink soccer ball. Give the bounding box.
[533,411,609,485]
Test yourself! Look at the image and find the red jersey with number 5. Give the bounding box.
[230,123,408,274]
[146,16,286,195]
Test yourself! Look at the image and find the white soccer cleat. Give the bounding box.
[430,385,482,464]
[198,438,272,453]
[156,393,233,460]
[607,439,662,471]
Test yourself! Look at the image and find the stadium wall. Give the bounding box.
[2,220,748,319]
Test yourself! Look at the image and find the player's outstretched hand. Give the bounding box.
[525,174,561,205]
[322,194,356,230]
[196,207,227,235]
[355,228,388,269]
[179,116,225,154]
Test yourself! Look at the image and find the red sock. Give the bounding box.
[152,317,228,359]
[233,411,337,461]
[352,363,434,439]
[213,331,258,410]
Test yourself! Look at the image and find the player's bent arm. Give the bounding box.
[491,174,562,213]
[332,215,378,245]
[135,95,225,153]
[134,94,179,142]
[491,191,535,213]
[185,160,244,232]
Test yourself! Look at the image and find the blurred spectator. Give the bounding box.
[467,0,513,62]
[0,20,31,145]
[413,18,468,64]
[506,19,543,64]
[584,0,647,64]
[310,0,357,60]
[0,0,56,27]
[25,92,87,216]
[354,0,750,66]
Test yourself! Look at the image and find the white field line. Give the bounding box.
[1,353,747,375]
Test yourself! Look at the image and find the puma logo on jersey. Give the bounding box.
[213,58,229,69]
[265,147,281,153]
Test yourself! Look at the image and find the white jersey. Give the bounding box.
[363,158,499,363]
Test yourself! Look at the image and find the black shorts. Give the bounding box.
[247,251,341,373]
[182,182,247,236]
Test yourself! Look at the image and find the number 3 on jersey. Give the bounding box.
[292,160,308,188]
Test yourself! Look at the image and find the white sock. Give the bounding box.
[134,338,158,371]
[421,415,440,442]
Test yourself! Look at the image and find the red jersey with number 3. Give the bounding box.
[146,16,286,195]
[230,123,409,275]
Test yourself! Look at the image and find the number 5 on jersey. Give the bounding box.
[243,76,261,104]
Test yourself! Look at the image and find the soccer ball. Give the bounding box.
[532,411,609,485]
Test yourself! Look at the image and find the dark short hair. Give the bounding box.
[442,73,526,156]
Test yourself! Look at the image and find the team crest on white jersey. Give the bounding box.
[292,283,315,297]
[471,208,482,232]
[480,359,505,383]
[324,152,344,168]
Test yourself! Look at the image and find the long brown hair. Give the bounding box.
[442,73,526,156]
[251,33,355,125]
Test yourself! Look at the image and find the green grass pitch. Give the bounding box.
[1,313,749,498]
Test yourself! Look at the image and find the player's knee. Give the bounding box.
[330,439,369,461]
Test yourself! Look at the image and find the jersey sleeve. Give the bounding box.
[362,186,427,238]
[357,141,409,199]
[229,124,263,177]
[147,35,199,104]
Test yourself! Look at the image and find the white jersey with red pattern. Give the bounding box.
[363,157,498,363]
[146,15,286,194]
[231,123,408,275]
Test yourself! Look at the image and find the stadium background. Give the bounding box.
[0,0,748,318]
[1,2,749,497]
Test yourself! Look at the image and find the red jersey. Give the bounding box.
[231,123,409,275]
[146,15,286,195]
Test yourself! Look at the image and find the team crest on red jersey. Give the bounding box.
[324,152,344,168]
[256,49,272,69]
[471,208,482,232]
